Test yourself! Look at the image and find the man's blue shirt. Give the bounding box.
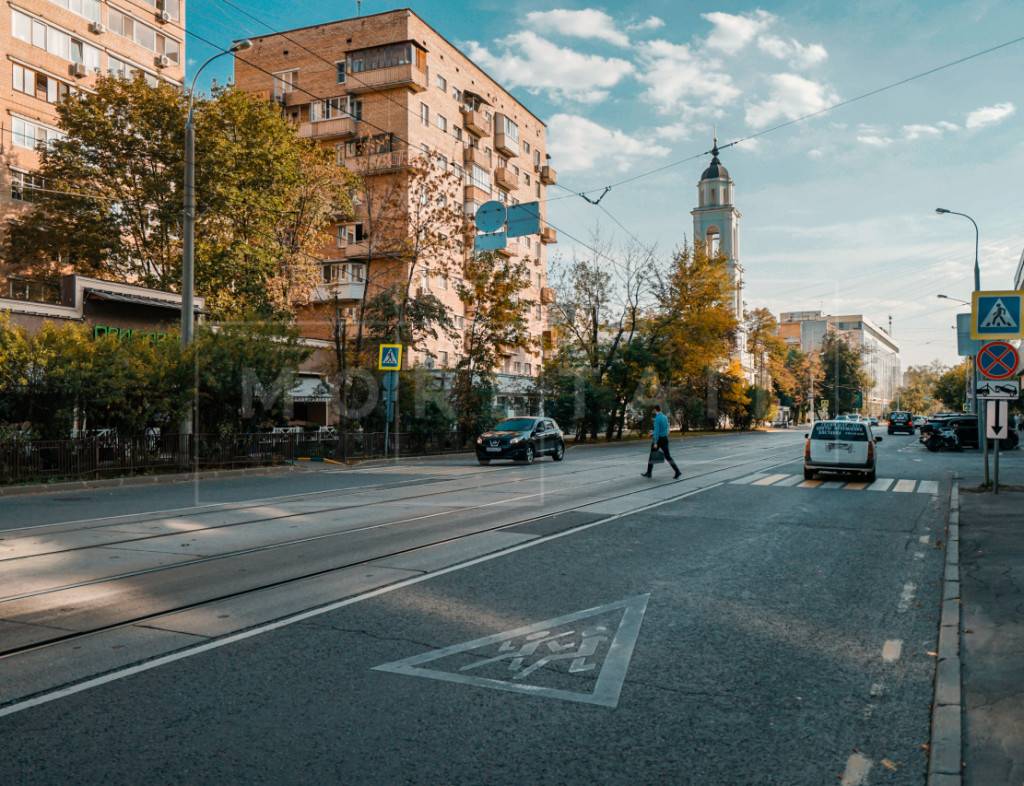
[653,412,669,440]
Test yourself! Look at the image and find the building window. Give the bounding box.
[436,114,448,132]
[107,8,179,63]
[436,74,446,91]
[439,350,449,367]
[502,115,520,141]
[524,141,531,155]
[322,262,366,284]
[453,126,463,142]
[524,173,530,186]
[46,0,100,23]
[10,169,45,201]
[470,164,490,194]
[524,363,531,375]
[272,69,298,101]
[336,223,365,247]
[137,0,180,21]
[336,61,346,83]
[420,102,429,127]
[536,183,541,198]
[534,150,541,168]
[12,10,101,69]
[452,87,462,102]
[11,116,65,150]
[348,42,416,73]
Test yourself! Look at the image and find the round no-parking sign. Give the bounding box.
[976,341,1020,380]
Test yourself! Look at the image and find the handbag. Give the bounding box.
[648,445,665,464]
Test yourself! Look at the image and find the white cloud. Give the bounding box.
[627,16,665,32]
[636,39,741,115]
[548,113,670,173]
[856,134,893,147]
[744,73,838,128]
[808,148,824,159]
[965,101,1015,129]
[902,123,945,141]
[702,10,775,54]
[757,35,828,68]
[524,9,629,47]
[465,32,634,104]
[653,121,692,142]
[937,121,960,132]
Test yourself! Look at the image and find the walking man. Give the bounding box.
[642,404,681,479]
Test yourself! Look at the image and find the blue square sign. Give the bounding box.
[972,291,1024,339]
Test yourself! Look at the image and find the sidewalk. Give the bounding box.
[958,462,1024,785]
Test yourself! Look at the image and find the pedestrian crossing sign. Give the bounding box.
[378,343,403,371]
[971,290,1024,339]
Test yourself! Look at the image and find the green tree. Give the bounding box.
[893,361,946,414]
[4,76,353,318]
[934,361,971,411]
[817,332,872,417]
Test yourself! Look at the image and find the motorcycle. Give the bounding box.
[926,425,961,452]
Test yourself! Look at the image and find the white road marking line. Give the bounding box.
[919,535,930,545]
[881,640,903,662]
[752,474,788,486]
[840,752,873,785]
[818,480,846,489]
[897,582,917,613]
[917,480,939,495]
[0,453,805,719]
[868,478,895,491]
[893,479,917,493]
[772,475,803,487]
[798,479,822,488]
[870,682,885,697]
[844,482,868,490]
[730,473,766,485]
[914,551,925,560]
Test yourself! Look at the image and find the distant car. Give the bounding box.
[888,411,915,435]
[920,414,956,442]
[945,415,1019,450]
[804,419,882,481]
[869,416,879,427]
[476,417,566,465]
[834,414,850,422]
[913,416,926,428]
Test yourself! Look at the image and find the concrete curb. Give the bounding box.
[929,480,963,785]
[0,464,309,498]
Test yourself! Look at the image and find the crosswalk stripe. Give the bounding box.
[893,479,917,493]
[917,480,939,495]
[818,480,846,489]
[731,473,767,485]
[798,479,823,488]
[844,482,868,490]
[868,478,895,491]
[772,475,803,487]
[753,473,789,486]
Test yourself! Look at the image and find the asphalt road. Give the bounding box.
[0,430,975,783]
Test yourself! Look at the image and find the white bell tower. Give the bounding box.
[691,137,752,378]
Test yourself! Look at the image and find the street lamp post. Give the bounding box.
[936,208,988,485]
[180,40,251,438]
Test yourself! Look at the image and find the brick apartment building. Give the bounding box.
[1,0,185,297]
[233,8,558,392]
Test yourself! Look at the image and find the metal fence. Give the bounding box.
[0,431,471,486]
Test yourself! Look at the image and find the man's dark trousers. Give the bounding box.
[646,436,680,476]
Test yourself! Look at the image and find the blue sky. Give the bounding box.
[189,1,1024,367]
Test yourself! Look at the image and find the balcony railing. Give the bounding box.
[461,107,489,137]
[346,64,428,95]
[464,184,491,203]
[335,240,370,258]
[312,281,367,302]
[298,116,357,140]
[494,167,517,192]
[463,145,490,169]
[341,150,413,175]
[540,165,557,186]
[540,227,557,244]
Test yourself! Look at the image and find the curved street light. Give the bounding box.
[937,294,970,306]
[935,207,987,483]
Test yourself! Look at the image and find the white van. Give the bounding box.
[804,420,882,481]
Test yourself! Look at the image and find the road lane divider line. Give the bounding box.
[917,480,939,495]
[0,454,804,718]
[897,582,917,613]
[840,752,873,785]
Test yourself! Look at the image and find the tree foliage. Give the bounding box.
[816,332,873,416]
[3,76,354,318]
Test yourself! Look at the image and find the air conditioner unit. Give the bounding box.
[88,21,105,34]
[156,10,171,23]
[155,54,170,68]
[71,62,87,78]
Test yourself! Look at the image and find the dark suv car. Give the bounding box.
[946,415,1019,450]
[476,417,566,465]
[888,411,915,435]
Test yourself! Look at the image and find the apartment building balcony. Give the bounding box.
[494,128,519,158]
[494,167,517,192]
[540,227,557,244]
[342,150,412,175]
[298,116,357,140]
[336,241,370,258]
[540,165,557,186]
[463,145,491,169]
[461,107,489,137]
[540,287,557,305]
[465,184,491,204]
[311,281,366,302]
[346,64,427,95]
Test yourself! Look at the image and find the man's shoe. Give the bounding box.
[641,472,652,478]
[673,470,682,479]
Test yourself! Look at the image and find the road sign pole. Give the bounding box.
[994,431,1000,494]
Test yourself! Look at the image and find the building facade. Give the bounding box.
[691,139,752,380]
[234,8,556,384]
[1,0,185,260]
[779,311,902,415]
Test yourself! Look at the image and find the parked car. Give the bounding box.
[920,414,956,442]
[804,419,882,481]
[913,416,927,428]
[944,415,1019,450]
[887,411,915,435]
[476,417,566,465]
[869,416,879,427]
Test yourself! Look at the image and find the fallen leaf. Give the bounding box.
[919,743,930,752]
[881,758,898,771]
[926,651,938,657]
